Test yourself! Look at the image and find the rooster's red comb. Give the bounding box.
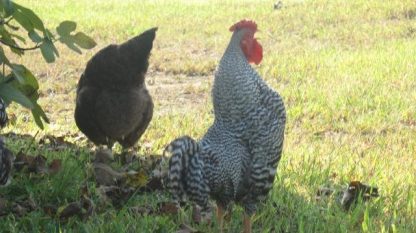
[229,19,258,32]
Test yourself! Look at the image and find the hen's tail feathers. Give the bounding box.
[81,27,157,87]
[0,98,8,129]
[118,27,158,73]
[165,136,209,209]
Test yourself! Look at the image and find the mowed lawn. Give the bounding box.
[1,0,415,232]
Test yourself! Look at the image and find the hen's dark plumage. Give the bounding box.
[75,28,157,148]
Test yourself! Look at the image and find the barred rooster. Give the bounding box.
[165,20,286,233]
[0,138,14,187]
[0,97,7,129]
[75,28,157,149]
[0,98,13,187]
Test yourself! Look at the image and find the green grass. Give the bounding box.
[1,0,416,232]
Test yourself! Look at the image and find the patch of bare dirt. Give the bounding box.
[146,72,212,115]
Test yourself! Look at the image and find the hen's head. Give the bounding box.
[230,19,263,65]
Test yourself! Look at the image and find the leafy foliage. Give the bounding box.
[0,0,96,129]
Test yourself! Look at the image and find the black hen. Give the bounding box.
[75,27,157,148]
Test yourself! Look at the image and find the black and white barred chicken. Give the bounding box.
[0,98,13,187]
[165,20,286,233]
[0,97,7,129]
[0,138,13,187]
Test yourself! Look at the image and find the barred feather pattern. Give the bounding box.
[211,29,286,213]
[166,28,286,216]
[0,98,8,129]
[165,128,251,213]
[0,138,13,186]
[166,136,210,210]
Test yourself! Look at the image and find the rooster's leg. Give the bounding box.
[216,203,225,233]
[243,213,252,233]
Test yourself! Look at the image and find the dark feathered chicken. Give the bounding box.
[75,28,157,149]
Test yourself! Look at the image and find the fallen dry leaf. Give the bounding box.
[80,184,91,197]
[176,223,200,233]
[12,203,27,217]
[43,204,58,217]
[58,202,82,220]
[157,202,179,215]
[128,206,153,216]
[14,152,59,175]
[13,151,33,171]
[140,176,164,192]
[341,181,379,210]
[39,135,76,151]
[0,195,39,218]
[80,196,94,220]
[98,185,135,208]
[28,155,48,174]
[51,185,94,221]
[48,159,62,174]
[94,162,125,186]
[22,196,37,211]
[125,170,148,188]
[0,197,10,217]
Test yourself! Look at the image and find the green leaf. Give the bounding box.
[9,78,39,102]
[59,36,82,54]
[56,20,77,37]
[0,83,34,109]
[28,30,42,43]
[13,3,45,31]
[43,29,54,40]
[9,32,25,42]
[0,27,24,55]
[0,0,14,17]
[40,39,58,63]
[31,102,49,129]
[12,8,34,32]
[0,46,10,65]
[0,73,7,85]
[10,64,39,89]
[73,32,96,49]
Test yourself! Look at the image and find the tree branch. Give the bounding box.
[0,39,41,51]
[0,17,19,30]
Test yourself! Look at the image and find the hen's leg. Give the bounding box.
[243,213,252,233]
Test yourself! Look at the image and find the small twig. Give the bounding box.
[1,17,19,31]
[0,39,41,51]
[5,23,19,31]
[0,17,14,25]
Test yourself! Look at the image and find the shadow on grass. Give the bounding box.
[0,132,95,230]
[0,131,174,233]
[0,133,392,233]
